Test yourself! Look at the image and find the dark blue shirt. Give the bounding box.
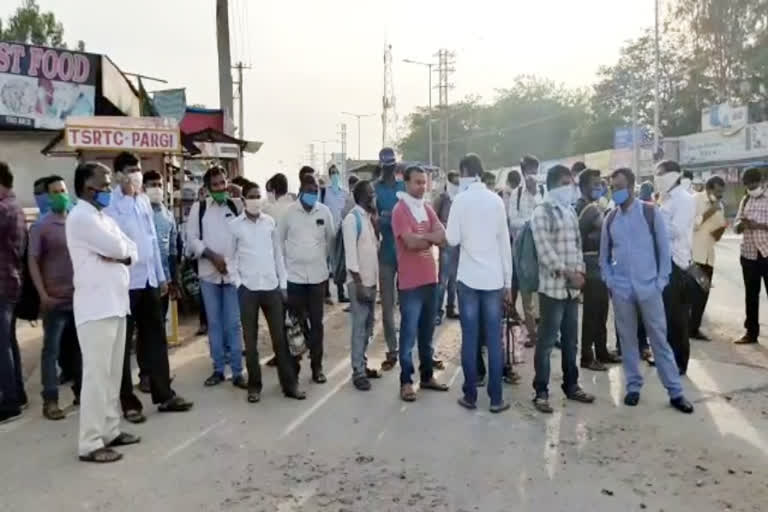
[374,179,405,266]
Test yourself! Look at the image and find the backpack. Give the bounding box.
[197,198,239,241]
[514,203,556,293]
[516,184,546,211]
[605,201,658,269]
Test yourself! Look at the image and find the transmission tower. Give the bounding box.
[382,44,399,149]
[338,123,348,176]
[435,49,455,171]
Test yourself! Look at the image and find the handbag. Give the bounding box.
[285,308,308,357]
[686,263,711,292]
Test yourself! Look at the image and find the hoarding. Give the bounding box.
[0,42,98,129]
[679,129,747,165]
[701,103,748,133]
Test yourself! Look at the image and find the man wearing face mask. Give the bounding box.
[690,176,727,341]
[433,170,460,325]
[733,167,768,345]
[322,165,350,304]
[67,162,140,462]
[106,153,192,423]
[530,165,593,414]
[186,165,245,388]
[574,168,621,372]
[28,175,82,420]
[279,173,335,383]
[230,184,305,402]
[655,160,696,375]
[600,168,693,413]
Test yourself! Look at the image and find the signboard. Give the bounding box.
[0,42,99,129]
[614,126,652,149]
[152,88,187,121]
[64,116,181,153]
[702,103,748,133]
[193,141,240,159]
[679,129,747,165]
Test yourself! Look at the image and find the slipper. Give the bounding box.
[420,379,449,391]
[79,447,123,463]
[107,432,141,447]
[158,396,194,412]
[490,402,511,414]
[380,359,397,371]
[123,410,146,424]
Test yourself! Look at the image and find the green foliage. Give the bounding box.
[0,0,84,50]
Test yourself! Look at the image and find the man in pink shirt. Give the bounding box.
[392,165,450,402]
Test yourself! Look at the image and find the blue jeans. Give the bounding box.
[613,292,683,399]
[398,284,437,385]
[41,309,76,401]
[437,246,458,314]
[458,282,503,406]
[200,281,243,376]
[348,282,375,378]
[533,294,579,396]
[0,300,26,413]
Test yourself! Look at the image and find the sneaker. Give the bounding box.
[43,400,66,421]
[624,392,640,406]
[533,394,553,414]
[566,387,595,404]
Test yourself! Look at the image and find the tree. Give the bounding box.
[0,0,84,50]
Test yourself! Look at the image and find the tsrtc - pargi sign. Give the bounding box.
[64,116,181,153]
[0,42,99,129]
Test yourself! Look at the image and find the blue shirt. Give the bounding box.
[374,179,406,266]
[151,203,177,281]
[599,199,671,302]
[322,185,348,230]
[105,187,166,290]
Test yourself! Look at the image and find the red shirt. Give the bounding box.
[391,200,440,290]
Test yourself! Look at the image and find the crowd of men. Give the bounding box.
[1,143,767,462]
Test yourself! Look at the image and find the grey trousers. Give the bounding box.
[379,260,398,357]
[348,282,376,378]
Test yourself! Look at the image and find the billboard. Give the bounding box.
[64,116,181,153]
[701,103,748,133]
[0,42,98,129]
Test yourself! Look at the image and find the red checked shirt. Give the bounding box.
[0,189,27,302]
[736,191,768,260]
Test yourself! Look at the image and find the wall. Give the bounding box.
[0,131,77,208]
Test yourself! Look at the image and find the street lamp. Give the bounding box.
[403,58,435,167]
[341,112,376,160]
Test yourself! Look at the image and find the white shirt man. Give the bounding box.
[279,201,335,285]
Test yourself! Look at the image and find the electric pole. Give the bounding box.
[232,61,252,139]
[435,49,455,171]
[339,123,348,177]
[216,0,234,129]
[382,44,399,148]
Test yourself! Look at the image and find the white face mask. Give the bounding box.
[146,187,164,204]
[128,172,143,190]
[548,185,573,206]
[654,172,681,195]
[267,191,276,203]
[245,198,265,216]
[748,186,765,198]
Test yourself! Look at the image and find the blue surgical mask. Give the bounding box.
[300,192,318,208]
[590,187,603,201]
[35,193,50,214]
[612,188,630,206]
[95,190,112,208]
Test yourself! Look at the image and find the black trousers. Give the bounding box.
[663,263,691,374]
[741,254,768,340]
[121,286,174,411]
[238,286,298,394]
[689,263,714,334]
[581,275,610,363]
[57,318,82,391]
[287,281,325,373]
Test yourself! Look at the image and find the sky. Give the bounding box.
[28,0,655,187]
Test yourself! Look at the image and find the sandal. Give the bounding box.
[420,379,449,392]
[380,358,397,371]
[107,432,141,447]
[457,396,477,410]
[400,384,417,402]
[247,392,261,403]
[490,402,511,414]
[123,410,146,424]
[158,396,194,412]
[79,447,123,463]
[566,387,595,404]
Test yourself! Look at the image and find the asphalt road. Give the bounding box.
[2,237,768,512]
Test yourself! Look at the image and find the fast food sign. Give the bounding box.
[65,117,181,153]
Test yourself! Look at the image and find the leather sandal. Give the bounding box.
[79,447,123,463]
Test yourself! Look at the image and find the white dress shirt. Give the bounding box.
[659,184,696,269]
[185,199,239,285]
[507,186,543,236]
[263,195,295,225]
[278,201,335,284]
[446,182,513,290]
[66,201,138,326]
[229,213,287,291]
[342,205,379,287]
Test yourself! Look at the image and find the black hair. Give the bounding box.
[578,169,601,193]
[682,170,694,180]
[657,160,681,175]
[143,170,162,183]
[203,165,227,189]
[241,180,257,196]
[299,166,315,179]
[328,165,339,174]
[271,173,288,196]
[265,177,274,192]
[113,152,139,173]
[571,161,587,175]
[404,165,425,181]
[33,176,49,191]
[447,170,459,182]
[611,167,636,188]
[742,167,764,185]
[44,175,66,193]
[299,173,318,190]
[0,161,12,189]
[482,171,496,186]
[520,155,540,174]
[546,165,571,191]
[348,174,360,188]
[459,153,484,177]
[506,170,521,185]
[231,176,250,188]
[353,179,371,204]
[706,176,725,190]
[74,162,107,197]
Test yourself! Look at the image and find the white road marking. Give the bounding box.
[163,418,228,459]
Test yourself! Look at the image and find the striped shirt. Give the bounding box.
[736,191,768,260]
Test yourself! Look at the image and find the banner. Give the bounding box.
[152,89,187,121]
[702,103,748,133]
[0,42,99,129]
[679,129,747,165]
[65,116,181,153]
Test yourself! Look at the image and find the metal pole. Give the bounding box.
[428,63,433,167]
[653,0,661,154]
[236,62,244,139]
[632,95,640,174]
[216,0,234,123]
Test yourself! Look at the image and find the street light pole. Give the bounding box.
[403,58,435,167]
[653,0,661,155]
[341,112,375,160]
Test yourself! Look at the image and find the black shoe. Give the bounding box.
[196,325,208,336]
[690,330,711,341]
[670,396,694,414]
[138,376,151,394]
[0,408,22,424]
[338,296,351,304]
[59,372,74,385]
[204,372,225,387]
[446,307,459,320]
[232,375,248,390]
[247,391,261,403]
[733,334,758,345]
[353,376,371,391]
[312,372,327,384]
[624,392,640,406]
[284,388,307,400]
[476,375,487,387]
[565,387,595,403]
[266,356,277,367]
